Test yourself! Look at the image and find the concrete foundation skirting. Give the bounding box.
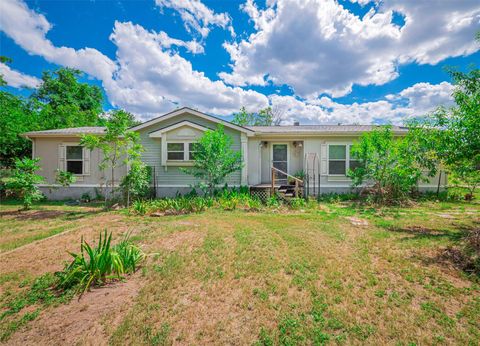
[40,185,446,200]
[40,186,198,200]
[40,186,109,200]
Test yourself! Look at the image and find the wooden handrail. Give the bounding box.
[271,166,303,198]
[271,166,303,183]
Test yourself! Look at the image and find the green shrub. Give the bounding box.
[55,169,76,187]
[3,158,45,210]
[348,126,437,205]
[317,193,358,203]
[290,197,307,209]
[56,230,144,294]
[129,186,315,216]
[81,192,91,203]
[132,199,148,215]
[142,196,212,215]
[218,196,238,210]
[121,162,151,203]
[266,195,281,208]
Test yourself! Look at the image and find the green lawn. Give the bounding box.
[0,199,479,344]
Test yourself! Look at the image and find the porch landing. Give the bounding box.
[250,183,281,188]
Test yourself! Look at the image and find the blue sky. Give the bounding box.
[0,0,479,124]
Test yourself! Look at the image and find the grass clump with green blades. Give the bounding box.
[56,230,145,294]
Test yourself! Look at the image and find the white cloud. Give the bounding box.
[0,1,266,119]
[0,62,40,88]
[104,21,268,119]
[221,0,480,98]
[0,0,462,125]
[0,0,116,81]
[155,0,232,39]
[269,81,454,125]
[389,81,454,114]
[148,29,204,54]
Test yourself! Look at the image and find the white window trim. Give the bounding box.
[166,141,197,163]
[327,143,359,176]
[64,143,86,176]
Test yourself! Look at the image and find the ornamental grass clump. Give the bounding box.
[56,230,144,294]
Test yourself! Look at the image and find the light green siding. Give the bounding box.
[137,112,242,187]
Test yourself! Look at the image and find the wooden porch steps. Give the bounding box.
[277,184,302,200]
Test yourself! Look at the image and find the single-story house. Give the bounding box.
[23,107,446,200]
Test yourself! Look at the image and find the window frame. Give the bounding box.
[327,143,360,176]
[188,142,198,161]
[65,144,84,175]
[166,141,198,162]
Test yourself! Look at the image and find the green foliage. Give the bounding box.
[449,160,480,199]
[289,170,306,184]
[348,126,436,204]
[81,192,91,202]
[216,188,263,211]
[55,230,144,294]
[3,158,44,210]
[81,109,142,202]
[412,66,479,198]
[1,66,107,165]
[121,161,151,201]
[0,57,34,164]
[55,169,76,187]
[132,196,213,215]
[0,92,36,164]
[232,106,282,126]
[317,193,358,203]
[182,125,243,195]
[32,68,104,129]
[0,56,13,86]
[129,186,315,216]
[289,197,307,209]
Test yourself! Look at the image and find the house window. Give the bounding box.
[349,146,362,172]
[66,146,83,174]
[188,143,198,160]
[328,145,347,175]
[167,143,185,160]
[328,144,363,175]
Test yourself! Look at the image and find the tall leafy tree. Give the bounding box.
[32,67,105,129]
[0,56,13,86]
[232,106,284,126]
[434,68,480,168]
[0,57,37,165]
[81,110,142,204]
[412,65,479,198]
[348,126,437,204]
[1,66,109,165]
[0,91,36,165]
[182,125,243,195]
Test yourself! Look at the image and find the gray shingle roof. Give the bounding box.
[247,125,408,134]
[24,127,106,136]
[23,124,408,137]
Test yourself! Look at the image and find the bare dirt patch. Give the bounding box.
[161,230,203,251]
[0,208,99,221]
[7,275,143,346]
[345,216,369,227]
[0,214,128,284]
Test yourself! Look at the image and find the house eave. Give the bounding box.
[130,107,255,136]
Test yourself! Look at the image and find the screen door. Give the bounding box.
[272,144,288,184]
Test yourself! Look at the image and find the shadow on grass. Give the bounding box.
[386,225,465,242]
[388,224,480,278]
[0,209,101,221]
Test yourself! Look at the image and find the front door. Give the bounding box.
[272,144,288,184]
